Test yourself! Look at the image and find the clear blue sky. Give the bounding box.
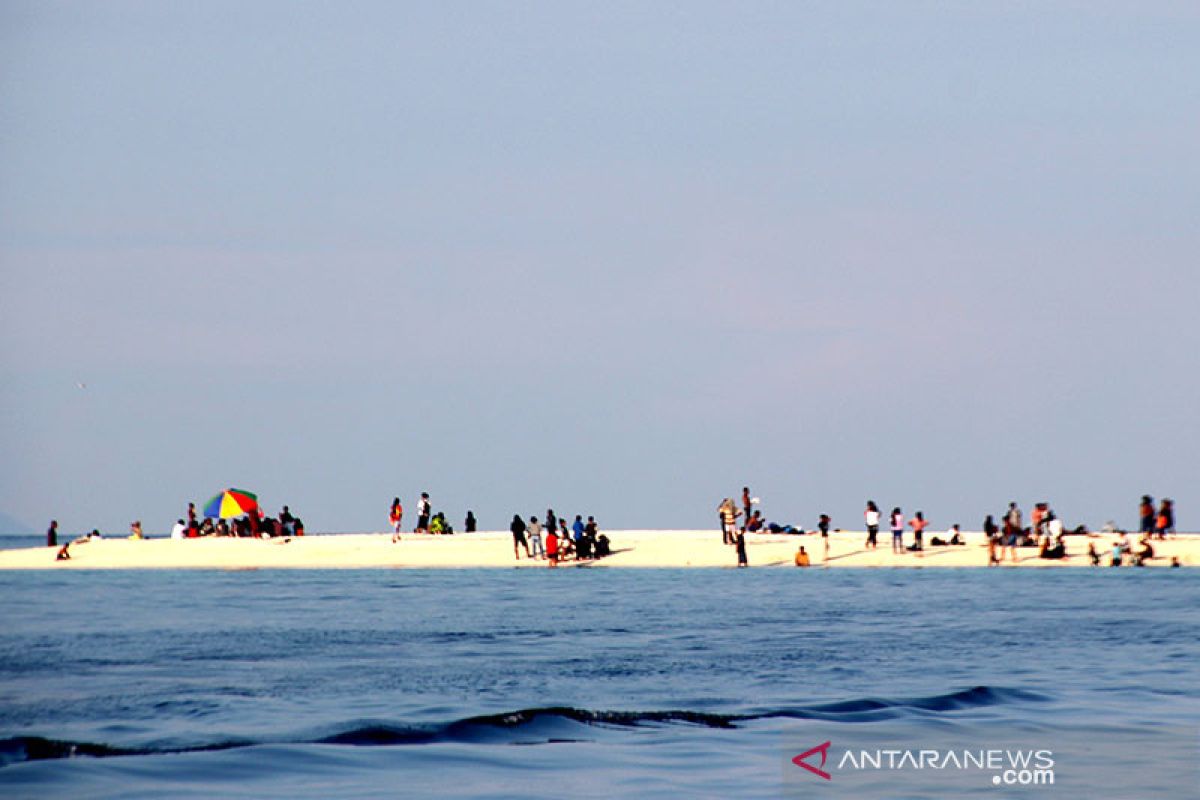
[2,2,1197,534]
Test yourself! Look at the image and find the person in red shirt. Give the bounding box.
[546,528,559,567]
[389,498,403,542]
[908,512,927,551]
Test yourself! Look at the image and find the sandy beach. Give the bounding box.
[1,530,1195,569]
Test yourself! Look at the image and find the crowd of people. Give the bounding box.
[389,493,478,542]
[168,502,305,539]
[718,489,1183,568]
[509,510,610,566]
[39,490,1182,569]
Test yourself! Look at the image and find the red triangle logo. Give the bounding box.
[792,741,832,780]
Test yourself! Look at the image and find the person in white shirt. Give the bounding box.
[864,501,881,549]
[170,519,187,540]
[1046,511,1063,540]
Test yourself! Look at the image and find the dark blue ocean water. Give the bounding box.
[0,569,1196,799]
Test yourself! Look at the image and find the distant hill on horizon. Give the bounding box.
[0,511,35,536]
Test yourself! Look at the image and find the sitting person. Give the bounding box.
[595,533,611,558]
[56,543,71,561]
[429,514,446,535]
[73,529,102,544]
[1133,538,1155,567]
[794,546,810,567]
[1040,536,1066,560]
[558,534,577,561]
[745,511,764,532]
[931,525,964,546]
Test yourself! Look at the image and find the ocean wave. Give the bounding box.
[0,685,1048,766]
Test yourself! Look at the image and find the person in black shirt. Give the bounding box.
[510,515,530,560]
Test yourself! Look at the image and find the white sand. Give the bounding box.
[0,530,1194,569]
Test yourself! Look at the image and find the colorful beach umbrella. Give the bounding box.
[203,488,259,519]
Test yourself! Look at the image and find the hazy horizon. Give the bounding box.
[2,3,1197,535]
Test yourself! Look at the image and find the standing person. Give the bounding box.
[735,529,749,567]
[864,501,880,549]
[572,515,585,548]
[528,516,544,559]
[1001,516,1016,563]
[47,520,58,547]
[415,492,431,533]
[545,509,557,543]
[741,487,753,531]
[719,499,740,545]
[1155,499,1170,540]
[510,514,530,560]
[1031,503,1046,543]
[546,525,559,567]
[908,512,927,551]
[1003,501,1022,544]
[1162,498,1175,537]
[817,514,831,561]
[890,508,905,554]
[279,506,295,536]
[465,510,477,533]
[187,502,197,526]
[1138,495,1155,537]
[984,515,1000,565]
[389,498,403,540]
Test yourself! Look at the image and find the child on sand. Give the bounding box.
[735,530,748,567]
[890,508,904,554]
[390,498,403,541]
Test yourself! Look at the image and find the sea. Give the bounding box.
[0,548,1197,798]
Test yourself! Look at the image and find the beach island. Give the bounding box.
[1,530,1194,570]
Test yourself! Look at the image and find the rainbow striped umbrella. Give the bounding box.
[202,488,259,519]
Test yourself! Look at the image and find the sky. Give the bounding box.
[1,2,1198,535]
